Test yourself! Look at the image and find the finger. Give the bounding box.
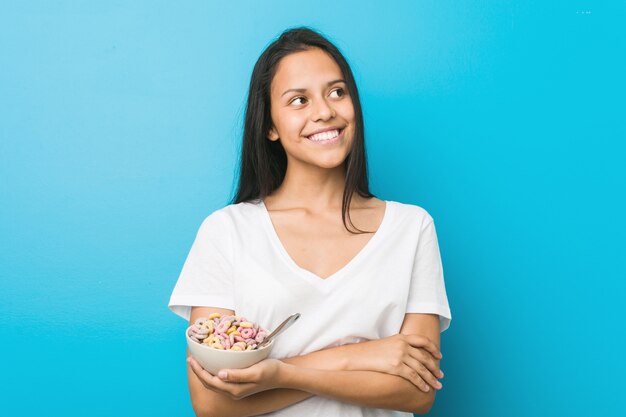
[405,335,442,359]
[218,380,260,399]
[187,357,218,384]
[399,363,431,392]
[405,334,442,359]
[217,368,259,384]
[404,356,443,391]
[187,358,257,398]
[408,348,444,379]
[211,375,261,399]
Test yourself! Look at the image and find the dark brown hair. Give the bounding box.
[231,26,375,234]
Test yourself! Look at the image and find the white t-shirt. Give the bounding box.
[169,199,452,417]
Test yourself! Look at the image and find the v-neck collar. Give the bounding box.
[257,199,395,288]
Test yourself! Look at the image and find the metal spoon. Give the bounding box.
[258,313,301,348]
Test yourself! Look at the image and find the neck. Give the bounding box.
[267,162,347,212]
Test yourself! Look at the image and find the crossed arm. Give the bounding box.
[187,306,444,417]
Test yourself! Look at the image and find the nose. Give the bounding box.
[311,97,336,121]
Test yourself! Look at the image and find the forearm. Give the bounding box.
[193,362,429,417]
[279,346,350,371]
[279,364,434,414]
[191,385,311,417]
[190,345,351,417]
[191,342,433,416]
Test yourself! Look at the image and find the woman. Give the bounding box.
[169,27,452,416]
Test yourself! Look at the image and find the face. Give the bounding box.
[267,48,356,170]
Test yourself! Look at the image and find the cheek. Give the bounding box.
[275,112,305,137]
[285,115,306,134]
[338,100,355,123]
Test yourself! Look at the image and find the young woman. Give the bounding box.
[169,27,452,417]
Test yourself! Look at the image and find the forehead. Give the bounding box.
[271,48,343,94]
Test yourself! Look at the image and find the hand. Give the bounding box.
[187,356,284,400]
[347,334,444,392]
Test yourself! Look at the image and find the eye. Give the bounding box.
[290,96,307,106]
[330,88,345,98]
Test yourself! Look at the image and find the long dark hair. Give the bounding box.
[231,26,375,234]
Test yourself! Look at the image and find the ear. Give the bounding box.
[267,126,279,141]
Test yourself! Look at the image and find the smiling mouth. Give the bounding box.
[306,128,344,142]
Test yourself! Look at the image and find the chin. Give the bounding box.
[315,157,348,170]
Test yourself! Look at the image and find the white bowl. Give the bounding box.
[186,325,274,375]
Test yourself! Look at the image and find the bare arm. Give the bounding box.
[282,313,440,413]
[188,308,442,416]
[188,307,312,417]
[187,308,374,416]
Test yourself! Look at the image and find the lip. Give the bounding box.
[305,126,345,137]
[305,127,345,145]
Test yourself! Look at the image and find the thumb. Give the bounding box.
[218,368,247,383]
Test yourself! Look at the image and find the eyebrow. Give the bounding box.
[280,79,346,97]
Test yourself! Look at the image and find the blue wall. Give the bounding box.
[1,1,624,415]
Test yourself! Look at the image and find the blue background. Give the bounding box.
[1,1,624,416]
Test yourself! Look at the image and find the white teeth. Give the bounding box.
[308,129,340,141]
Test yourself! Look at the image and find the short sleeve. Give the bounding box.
[168,211,234,321]
[406,215,452,333]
